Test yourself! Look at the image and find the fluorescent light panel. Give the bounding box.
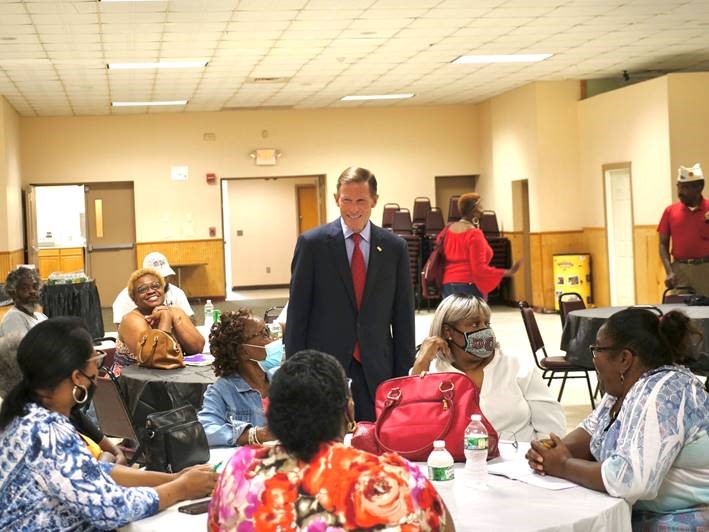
[112,100,187,107]
[453,54,553,64]
[108,61,207,70]
[340,93,414,101]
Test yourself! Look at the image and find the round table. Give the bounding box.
[118,364,216,431]
[41,280,104,338]
[561,304,709,374]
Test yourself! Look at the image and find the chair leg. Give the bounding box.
[584,371,596,410]
[543,370,552,386]
[557,371,568,402]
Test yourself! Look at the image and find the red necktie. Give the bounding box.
[351,233,366,362]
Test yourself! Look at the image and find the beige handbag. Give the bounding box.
[137,329,185,369]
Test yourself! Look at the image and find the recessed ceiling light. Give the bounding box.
[107,60,207,70]
[112,100,187,107]
[453,54,553,64]
[340,93,415,101]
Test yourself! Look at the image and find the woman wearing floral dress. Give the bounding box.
[526,307,709,530]
[208,349,453,531]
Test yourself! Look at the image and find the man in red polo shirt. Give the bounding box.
[658,163,709,296]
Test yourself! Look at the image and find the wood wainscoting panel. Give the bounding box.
[582,227,609,307]
[505,232,526,302]
[136,239,225,299]
[529,233,545,308]
[633,225,664,304]
[0,249,25,281]
[539,231,587,310]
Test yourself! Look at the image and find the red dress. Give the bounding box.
[438,227,505,297]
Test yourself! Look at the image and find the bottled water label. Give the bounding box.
[428,465,454,481]
[465,435,488,450]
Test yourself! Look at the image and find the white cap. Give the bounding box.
[471,414,481,421]
[142,252,175,277]
[677,163,704,183]
[433,440,446,448]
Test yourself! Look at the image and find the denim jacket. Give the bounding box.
[198,372,272,447]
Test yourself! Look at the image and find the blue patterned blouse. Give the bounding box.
[0,402,159,531]
[580,365,709,514]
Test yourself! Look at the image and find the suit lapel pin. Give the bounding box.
[376,246,383,252]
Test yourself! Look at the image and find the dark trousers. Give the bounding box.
[347,358,376,422]
[441,282,484,299]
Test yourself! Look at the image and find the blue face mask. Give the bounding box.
[447,326,496,359]
[246,339,284,371]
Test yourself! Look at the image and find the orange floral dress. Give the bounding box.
[207,441,446,532]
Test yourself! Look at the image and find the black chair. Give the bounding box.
[518,301,596,409]
[479,210,500,238]
[424,207,445,237]
[382,203,400,230]
[412,197,432,234]
[447,195,461,222]
[558,292,586,327]
[392,208,413,235]
[662,286,695,304]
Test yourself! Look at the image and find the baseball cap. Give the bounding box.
[142,252,175,277]
[677,163,703,183]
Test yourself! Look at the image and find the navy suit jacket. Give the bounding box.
[285,219,415,395]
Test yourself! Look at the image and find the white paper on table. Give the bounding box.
[487,459,578,490]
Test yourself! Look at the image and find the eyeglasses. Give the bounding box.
[589,344,621,359]
[135,281,162,295]
[88,351,106,367]
[499,431,519,450]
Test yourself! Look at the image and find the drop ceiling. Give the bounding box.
[1,0,708,116]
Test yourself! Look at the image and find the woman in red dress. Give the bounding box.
[438,193,522,299]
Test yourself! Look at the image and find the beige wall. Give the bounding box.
[577,76,671,227]
[227,176,320,287]
[20,105,481,243]
[0,96,23,252]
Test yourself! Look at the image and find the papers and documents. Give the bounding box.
[487,459,578,490]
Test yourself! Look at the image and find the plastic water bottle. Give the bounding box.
[269,321,282,340]
[203,299,214,328]
[464,414,488,487]
[427,440,454,486]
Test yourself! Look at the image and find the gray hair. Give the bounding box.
[5,267,41,300]
[429,294,492,337]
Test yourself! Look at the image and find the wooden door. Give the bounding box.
[296,185,318,234]
[85,182,137,306]
[24,186,39,267]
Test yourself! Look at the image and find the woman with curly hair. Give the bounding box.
[197,309,280,447]
[208,350,453,531]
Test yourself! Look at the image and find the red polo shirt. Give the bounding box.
[657,197,709,260]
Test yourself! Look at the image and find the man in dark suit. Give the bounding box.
[285,166,415,421]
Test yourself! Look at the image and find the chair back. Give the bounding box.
[264,305,284,324]
[518,301,547,368]
[93,372,139,441]
[479,210,500,238]
[424,207,444,236]
[558,292,586,327]
[392,208,413,234]
[662,286,695,304]
[382,203,400,229]
[447,195,461,222]
[412,197,432,225]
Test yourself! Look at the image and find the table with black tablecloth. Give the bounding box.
[118,364,216,431]
[41,280,104,338]
[561,304,709,375]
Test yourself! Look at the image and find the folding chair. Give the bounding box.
[447,195,461,222]
[479,210,500,238]
[662,286,695,304]
[558,292,586,328]
[518,301,596,409]
[382,203,400,229]
[392,208,413,235]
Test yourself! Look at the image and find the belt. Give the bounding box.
[675,257,709,265]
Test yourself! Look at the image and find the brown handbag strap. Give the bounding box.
[137,330,161,365]
[373,384,456,456]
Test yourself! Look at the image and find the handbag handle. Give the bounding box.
[373,381,456,457]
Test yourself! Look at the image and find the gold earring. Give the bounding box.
[72,384,88,404]
[347,420,357,433]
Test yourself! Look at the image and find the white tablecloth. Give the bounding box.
[121,444,632,532]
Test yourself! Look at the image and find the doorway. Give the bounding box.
[221,175,325,294]
[435,175,478,220]
[603,164,635,306]
[512,179,532,301]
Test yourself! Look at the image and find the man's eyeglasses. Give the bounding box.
[589,344,621,359]
[135,282,162,295]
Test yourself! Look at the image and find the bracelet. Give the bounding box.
[247,426,262,446]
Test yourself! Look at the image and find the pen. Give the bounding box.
[212,461,223,472]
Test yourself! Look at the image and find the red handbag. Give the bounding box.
[352,372,499,462]
[421,225,450,296]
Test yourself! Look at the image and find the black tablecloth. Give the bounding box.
[41,281,104,338]
[118,364,216,430]
[561,304,709,374]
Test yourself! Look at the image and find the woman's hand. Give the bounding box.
[504,259,523,277]
[527,433,571,477]
[175,466,219,500]
[411,336,450,375]
[145,305,173,328]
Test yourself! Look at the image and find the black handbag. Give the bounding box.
[141,405,209,473]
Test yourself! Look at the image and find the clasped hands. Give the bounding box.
[525,433,571,477]
[144,305,173,328]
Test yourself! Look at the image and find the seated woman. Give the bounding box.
[198,309,279,447]
[0,317,217,530]
[412,294,566,442]
[208,350,453,531]
[116,268,204,368]
[0,266,46,337]
[526,308,709,529]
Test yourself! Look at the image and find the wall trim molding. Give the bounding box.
[137,238,224,246]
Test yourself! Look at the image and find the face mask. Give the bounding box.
[449,326,496,359]
[246,339,284,371]
[72,373,97,410]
